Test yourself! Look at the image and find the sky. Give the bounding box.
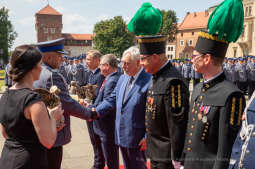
[1,0,223,50]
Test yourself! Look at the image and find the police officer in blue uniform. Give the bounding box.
[182,58,192,87]
[175,60,183,74]
[34,38,97,169]
[224,58,237,84]
[4,62,12,88]
[247,56,255,98]
[69,56,87,86]
[191,64,202,87]
[59,56,69,84]
[235,57,248,94]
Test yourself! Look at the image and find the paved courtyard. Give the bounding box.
[0,83,249,169]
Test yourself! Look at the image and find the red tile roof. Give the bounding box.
[178,11,209,30]
[36,5,62,16]
[62,33,93,40]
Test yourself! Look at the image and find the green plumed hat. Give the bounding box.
[127,2,166,55]
[127,2,162,35]
[195,0,244,58]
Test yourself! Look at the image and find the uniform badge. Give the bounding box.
[202,116,208,123]
[198,113,202,120]
[147,97,154,113]
[147,97,154,105]
[200,105,211,115]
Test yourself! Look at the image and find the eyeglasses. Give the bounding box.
[191,54,204,59]
[140,55,152,61]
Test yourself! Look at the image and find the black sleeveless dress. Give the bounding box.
[0,88,48,169]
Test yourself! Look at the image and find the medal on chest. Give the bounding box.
[199,105,211,123]
[147,96,156,119]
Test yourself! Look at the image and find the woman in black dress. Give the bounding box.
[0,45,63,169]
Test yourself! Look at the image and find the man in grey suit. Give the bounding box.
[93,46,151,169]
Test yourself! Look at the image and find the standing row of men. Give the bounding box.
[223,56,255,98]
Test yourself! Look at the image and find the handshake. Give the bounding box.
[79,99,99,121]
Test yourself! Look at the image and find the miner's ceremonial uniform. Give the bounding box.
[183,0,245,168]
[145,61,190,166]
[183,73,245,169]
[127,3,190,169]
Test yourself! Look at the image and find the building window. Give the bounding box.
[189,40,193,46]
[246,7,249,16]
[170,54,173,59]
[180,40,184,46]
[44,28,48,34]
[192,32,194,36]
[179,53,183,58]
[170,47,173,51]
[242,25,245,38]
[249,6,252,16]
[186,54,189,58]
[233,47,237,57]
[181,32,183,37]
[50,28,56,34]
[168,47,171,51]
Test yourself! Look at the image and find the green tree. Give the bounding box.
[0,7,17,63]
[93,16,134,58]
[159,10,178,42]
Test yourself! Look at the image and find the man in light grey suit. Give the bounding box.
[94,46,151,169]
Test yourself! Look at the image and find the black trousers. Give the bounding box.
[150,160,174,169]
[47,146,63,169]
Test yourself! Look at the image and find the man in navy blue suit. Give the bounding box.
[85,50,105,169]
[92,46,151,169]
[91,54,120,169]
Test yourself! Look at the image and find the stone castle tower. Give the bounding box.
[35,5,63,42]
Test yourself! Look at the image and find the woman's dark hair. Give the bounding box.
[9,45,42,82]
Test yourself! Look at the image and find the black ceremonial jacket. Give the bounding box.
[184,73,245,169]
[145,61,190,162]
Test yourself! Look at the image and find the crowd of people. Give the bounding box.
[0,1,255,169]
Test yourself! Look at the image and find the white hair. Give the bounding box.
[122,46,140,61]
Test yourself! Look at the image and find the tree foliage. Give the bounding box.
[0,7,17,63]
[159,10,178,42]
[93,16,134,58]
